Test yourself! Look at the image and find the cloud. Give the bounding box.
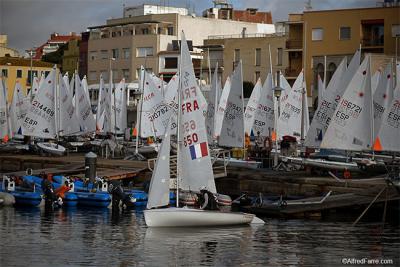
[0,0,378,53]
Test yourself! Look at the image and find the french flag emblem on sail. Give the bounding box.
[189,142,208,160]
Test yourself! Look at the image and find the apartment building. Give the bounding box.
[283,5,400,106]
[203,33,288,87]
[86,4,275,85]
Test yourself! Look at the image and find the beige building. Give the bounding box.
[0,35,20,58]
[204,33,288,87]
[87,5,275,85]
[0,56,53,101]
[284,6,400,107]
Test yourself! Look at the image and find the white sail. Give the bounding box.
[146,117,173,209]
[63,73,70,93]
[279,73,293,106]
[22,67,57,139]
[321,56,372,151]
[9,81,28,137]
[317,74,325,108]
[214,77,231,139]
[30,74,40,101]
[206,64,220,143]
[277,70,305,140]
[253,73,275,137]
[75,75,96,133]
[0,78,9,140]
[178,32,216,193]
[244,78,262,136]
[59,73,80,136]
[373,83,400,152]
[140,70,172,137]
[373,63,394,137]
[396,61,400,87]
[96,75,106,132]
[304,52,360,147]
[371,70,381,95]
[219,61,244,148]
[111,78,127,134]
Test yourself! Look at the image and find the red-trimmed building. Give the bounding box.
[31,32,81,60]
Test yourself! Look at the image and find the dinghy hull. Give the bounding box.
[144,207,254,227]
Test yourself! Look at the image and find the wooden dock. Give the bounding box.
[217,168,400,218]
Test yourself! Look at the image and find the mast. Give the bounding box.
[176,33,183,208]
[55,67,60,142]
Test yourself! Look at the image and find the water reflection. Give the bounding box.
[0,207,398,267]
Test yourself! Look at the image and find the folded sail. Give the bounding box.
[206,63,220,143]
[111,79,127,134]
[75,75,96,133]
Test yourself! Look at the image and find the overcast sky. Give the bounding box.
[0,0,378,53]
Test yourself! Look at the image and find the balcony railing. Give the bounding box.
[286,39,302,49]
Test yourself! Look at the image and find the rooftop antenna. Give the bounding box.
[304,0,312,11]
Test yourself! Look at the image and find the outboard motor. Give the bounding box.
[2,176,15,192]
[96,177,108,192]
[65,177,75,192]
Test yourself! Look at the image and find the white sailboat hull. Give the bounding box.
[144,207,255,227]
[37,142,66,156]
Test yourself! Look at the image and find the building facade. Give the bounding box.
[204,33,288,87]
[0,56,53,101]
[86,6,275,85]
[283,6,400,107]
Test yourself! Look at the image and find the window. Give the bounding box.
[165,57,178,69]
[16,69,22,78]
[340,27,351,40]
[112,69,119,80]
[167,26,174,35]
[234,49,240,62]
[112,48,119,59]
[89,51,97,60]
[122,69,130,80]
[142,28,149,35]
[1,69,7,77]
[255,48,261,66]
[312,28,323,41]
[122,48,130,59]
[277,48,283,66]
[100,50,108,59]
[44,71,50,78]
[89,71,97,81]
[137,47,153,57]
[27,70,38,84]
[255,71,261,82]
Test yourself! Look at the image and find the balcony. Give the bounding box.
[286,39,302,50]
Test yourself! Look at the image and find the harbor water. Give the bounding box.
[0,207,399,267]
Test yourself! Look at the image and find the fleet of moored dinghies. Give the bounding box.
[0,34,399,224]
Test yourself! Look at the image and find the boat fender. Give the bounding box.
[26,168,33,176]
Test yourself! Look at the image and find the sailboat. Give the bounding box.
[144,32,260,227]
[22,66,66,156]
[8,81,28,139]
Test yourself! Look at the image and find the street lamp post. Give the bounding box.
[29,50,34,101]
[272,70,283,168]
